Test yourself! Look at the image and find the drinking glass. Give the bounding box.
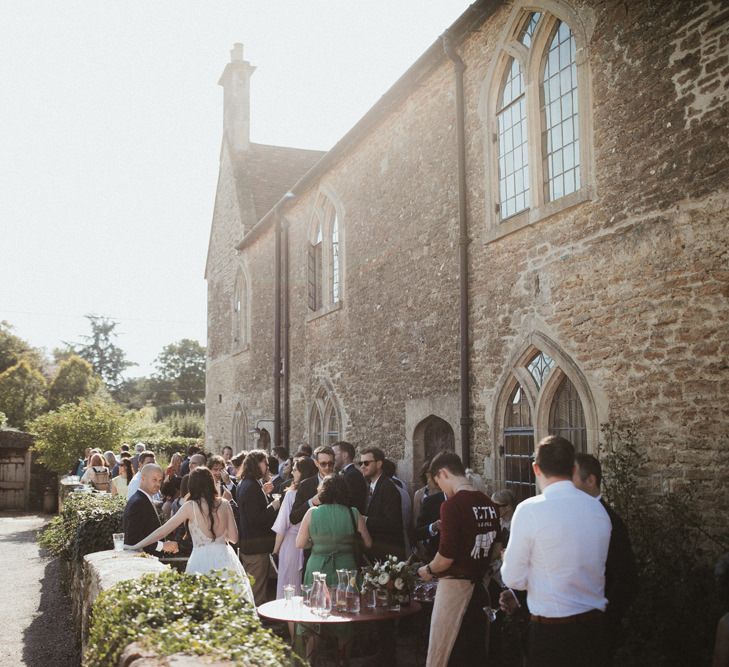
[112,533,125,552]
[301,583,313,606]
[283,584,295,601]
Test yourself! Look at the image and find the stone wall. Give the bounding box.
[206,0,729,517]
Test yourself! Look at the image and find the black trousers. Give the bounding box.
[527,613,608,667]
[447,581,489,666]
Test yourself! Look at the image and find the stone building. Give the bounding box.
[205,0,729,510]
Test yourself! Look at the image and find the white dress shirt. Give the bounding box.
[126,471,141,499]
[501,480,611,617]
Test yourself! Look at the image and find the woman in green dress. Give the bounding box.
[296,474,372,664]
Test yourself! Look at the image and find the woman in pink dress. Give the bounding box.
[271,456,318,598]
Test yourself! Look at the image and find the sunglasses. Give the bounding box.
[318,461,335,468]
[359,460,375,467]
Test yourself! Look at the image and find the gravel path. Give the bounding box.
[0,513,80,667]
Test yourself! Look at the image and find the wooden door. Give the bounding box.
[0,448,28,510]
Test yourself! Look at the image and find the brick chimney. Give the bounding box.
[218,43,256,152]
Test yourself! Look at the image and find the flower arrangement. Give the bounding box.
[361,555,418,604]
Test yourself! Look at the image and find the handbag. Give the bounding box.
[348,507,372,567]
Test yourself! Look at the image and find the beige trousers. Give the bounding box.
[240,552,271,606]
[426,578,475,667]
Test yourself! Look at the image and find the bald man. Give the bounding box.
[123,463,178,555]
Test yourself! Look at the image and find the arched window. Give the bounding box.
[494,335,598,502]
[232,403,247,451]
[233,268,249,347]
[309,384,343,447]
[482,5,592,235]
[308,192,343,314]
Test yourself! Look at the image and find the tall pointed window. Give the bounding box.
[233,269,249,347]
[308,192,343,315]
[496,338,597,503]
[232,404,247,451]
[309,384,343,446]
[485,8,591,234]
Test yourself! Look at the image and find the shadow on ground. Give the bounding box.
[22,555,80,667]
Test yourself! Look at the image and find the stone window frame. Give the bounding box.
[490,331,600,492]
[306,187,345,322]
[308,380,345,447]
[232,403,248,451]
[479,1,595,244]
[232,263,252,352]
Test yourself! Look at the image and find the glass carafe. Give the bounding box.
[335,569,348,612]
[309,572,321,612]
[345,569,360,614]
[313,572,331,617]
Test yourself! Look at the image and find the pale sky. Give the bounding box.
[0,0,471,376]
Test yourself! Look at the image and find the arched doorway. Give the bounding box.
[413,415,455,483]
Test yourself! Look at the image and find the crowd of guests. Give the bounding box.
[76,436,729,667]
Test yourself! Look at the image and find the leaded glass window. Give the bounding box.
[497,58,529,219]
[542,21,580,202]
[311,386,342,447]
[519,11,541,48]
[503,384,536,503]
[527,351,554,388]
[331,214,340,304]
[548,376,587,452]
[233,271,247,345]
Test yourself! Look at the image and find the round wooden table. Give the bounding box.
[257,597,422,624]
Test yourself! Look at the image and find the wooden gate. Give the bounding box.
[0,435,32,511]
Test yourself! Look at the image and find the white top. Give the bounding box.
[126,471,141,499]
[500,480,611,617]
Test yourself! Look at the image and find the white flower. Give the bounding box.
[394,577,405,590]
[394,562,404,572]
[378,573,390,586]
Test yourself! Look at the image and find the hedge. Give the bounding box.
[85,569,294,667]
[141,435,202,461]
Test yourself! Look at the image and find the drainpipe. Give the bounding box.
[443,33,471,469]
[273,212,282,449]
[282,215,291,454]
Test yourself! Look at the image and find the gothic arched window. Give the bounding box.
[309,384,343,447]
[232,403,247,451]
[308,192,343,314]
[495,336,598,502]
[233,268,249,348]
[483,6,592,235]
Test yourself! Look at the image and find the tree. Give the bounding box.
[153,339,206,405]
[70,315,136,393]
[48,355,102,410]
[0,320,44,375]
[30,399,126,475]
[0,360,47,428]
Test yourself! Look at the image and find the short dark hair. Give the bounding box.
[575,453,602,487]
[120,451,132,460]
[272,446,288,460]
[208,454,226,469]
[268,455,279,475]
[293,456,318,480]
[535,436,575,478]
[332,441,355,461]
[120,443,130,452]
[382,459,397,477]
[313,445,335,462]
[187,445,201,457]
[317,474,351,506]
[297,444,313,457]
[222,445,233,455]
[360,446,385,462]
[242,449,268,480]
[139,451,156,466]
[231,451,246,469]
[429,451,465,477]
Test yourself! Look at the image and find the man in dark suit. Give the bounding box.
[289,445,336,525]
[333,441,368,514]
[574,453,638,660]
[360,447,405,561]
[123,463,178,556]
[414,488,445,561]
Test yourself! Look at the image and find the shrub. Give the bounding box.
[39,492,126,562]
[600,422,729,666]
[124,406,171,441]
[48,355,103,410]
[30,399,126,475]
[85,570,294,667]
[142,435,203,461]
[163,411,205,438]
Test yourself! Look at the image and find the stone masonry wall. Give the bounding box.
[206,0,729,516]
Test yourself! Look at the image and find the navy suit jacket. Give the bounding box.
[602,499,638,624]
[414,491,445,561]
[342,464,368,515]
[289,475,321,525]
[236,478,277,554]
[366,475,405,561]
[123,490,163,555]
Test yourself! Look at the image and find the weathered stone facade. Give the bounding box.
[206,1,729,518]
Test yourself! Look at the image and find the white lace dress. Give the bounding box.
[186,501,254,605]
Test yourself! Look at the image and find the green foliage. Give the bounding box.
[48,354,102,410]
[0,359,47,427]
[164,411,205,438]
[124,407,172,441]
[0,411,6,428]
[153,338,206,406]
[85,570,293,667]
[0,320,45,374]
[69,314,136,393]
[143,436,202,462]
[599,422,729,667]
[30,399,126,475]
[38,492,125,561]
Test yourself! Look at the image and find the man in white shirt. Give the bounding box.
[501,435,611,667]
[126,451,156,500]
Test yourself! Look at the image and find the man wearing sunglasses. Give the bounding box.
[359,447,405,561]
[289,445,336,525]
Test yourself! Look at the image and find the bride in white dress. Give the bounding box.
[128,466,254,605]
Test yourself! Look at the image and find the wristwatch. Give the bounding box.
[426,563,434,576]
